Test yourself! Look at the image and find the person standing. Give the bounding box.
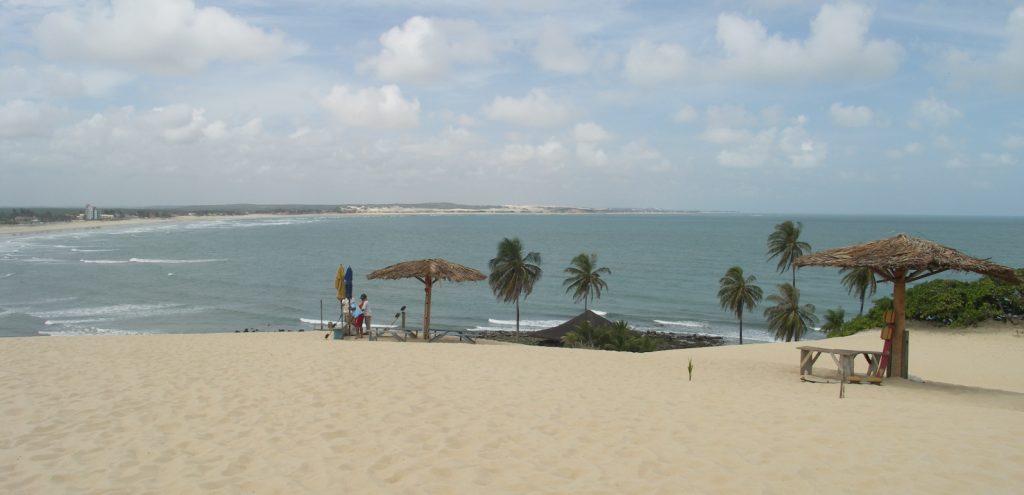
[359,293,372,337]
[340,296,352,336]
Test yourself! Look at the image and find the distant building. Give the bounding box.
[84,204,100,220]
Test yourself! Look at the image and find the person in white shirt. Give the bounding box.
[359,293,372,337]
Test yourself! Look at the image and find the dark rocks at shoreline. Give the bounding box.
[467,330,724,351]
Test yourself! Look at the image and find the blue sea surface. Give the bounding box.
[1,214,1021,342]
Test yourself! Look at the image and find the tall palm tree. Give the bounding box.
[766,220,811,287]
[563,253,611,311]
[717,266,763,345]
[821,307,846,336]
[763,283,818,342]
[489,237,542,338]
[840,267,877,315]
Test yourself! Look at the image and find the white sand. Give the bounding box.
[2,323,1022,494]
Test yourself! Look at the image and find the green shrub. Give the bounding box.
[562,320,657,352]
[832,270,1023,335]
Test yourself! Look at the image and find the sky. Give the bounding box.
[1,0,1023,215]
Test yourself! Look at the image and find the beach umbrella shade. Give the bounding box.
[334,264,346,316]
[793,233,1019,378]
[367,259,486,339]
[345,267,353,307]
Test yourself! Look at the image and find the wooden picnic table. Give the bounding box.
[798,346,884,382]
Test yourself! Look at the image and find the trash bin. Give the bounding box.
[333,329,344,340]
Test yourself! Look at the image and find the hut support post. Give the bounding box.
[423,275,432,340]
[891,269,908,379]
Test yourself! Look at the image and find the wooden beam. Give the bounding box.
[423,275,432,340]
[890,269,909,379]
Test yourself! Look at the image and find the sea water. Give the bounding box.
[1,214,1021,342]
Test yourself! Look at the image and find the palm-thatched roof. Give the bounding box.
[793,233,1019,283]
[367,258,485,283]
[533,310,614,342]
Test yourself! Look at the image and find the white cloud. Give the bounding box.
[0,99,64,138]
[911,97,962,128]
[1005,135,1024,148]
[944,6,1024,90]
[482,89,572,127]
[623,41,692,85]
[980,152,1016,166]
[625,3,901,85]
[779,117,827,168]
[573,122,611,143]
[498,140,568,164]
[715,3,902,81]
[362,16,494,82]
[704,108,826,168]
[885,142,922,159]
[673,105,698,123]
[534,20,593,74]
[829,102,873,127]
[35,0,303,75]
[321,84,420,129]
[572,122,611,166]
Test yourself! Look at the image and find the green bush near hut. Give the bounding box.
[562,320,657,353]
[829,270,1024,337]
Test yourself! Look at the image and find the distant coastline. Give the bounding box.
[0,203,727,236]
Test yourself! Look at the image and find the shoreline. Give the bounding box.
[0,207,714,237]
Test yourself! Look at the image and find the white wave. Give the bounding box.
[0,273,12,279]
[38,327,142,337]
[591,310,607,316]
[71,248,116,252]
[44,318,113,325]
[654,319,710,329]
[129,258,225,264]
[487,318,564,329]
[30,303,197,319]
[81,259,129,264]
[300,317,395,328]
[21,257,62,263]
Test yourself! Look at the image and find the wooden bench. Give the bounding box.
[428,329,476,344]
[373,326,418,342]
[798,346,884,382]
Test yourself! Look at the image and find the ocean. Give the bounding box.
[1,213,1021,342]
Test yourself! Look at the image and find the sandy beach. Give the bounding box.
[2,322,1022,494]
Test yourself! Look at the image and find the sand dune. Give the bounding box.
[2,323,1022,494]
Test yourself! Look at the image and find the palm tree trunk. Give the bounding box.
[859,296,865,316]
[515,297,520,340]
[739,311,744,345]
[792,269,796,287]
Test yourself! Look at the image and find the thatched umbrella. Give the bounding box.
[367,259,486,339]
[794,233,1019,378]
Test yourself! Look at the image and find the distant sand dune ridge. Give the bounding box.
[1,322,1022,493]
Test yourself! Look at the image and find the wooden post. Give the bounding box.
[423,275,432,340]
[891,269,908,379]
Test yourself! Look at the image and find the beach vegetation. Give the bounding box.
[821,307,846,335]
[562,320,657,352]
[563,253,611,311]
[828,269,1024,337]
[840,267,878,315]
[717,266,763,345]
[764,283,818,342]
[688,358,694,381]
[488,237,543,338]
[766,220,811,287]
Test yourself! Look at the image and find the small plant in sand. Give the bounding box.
[687,358,694,381]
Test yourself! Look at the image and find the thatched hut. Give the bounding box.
[533,310,614,344]
[794,233,1019,378]
[367,259,485,339]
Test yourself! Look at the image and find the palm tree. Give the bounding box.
[563,253,611,311]
[489,237,542,338]
[717,266,763,345]
[766,220,811,287]
[763,283,818,342]
[840,267,877,315]
[821,307,846,336]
